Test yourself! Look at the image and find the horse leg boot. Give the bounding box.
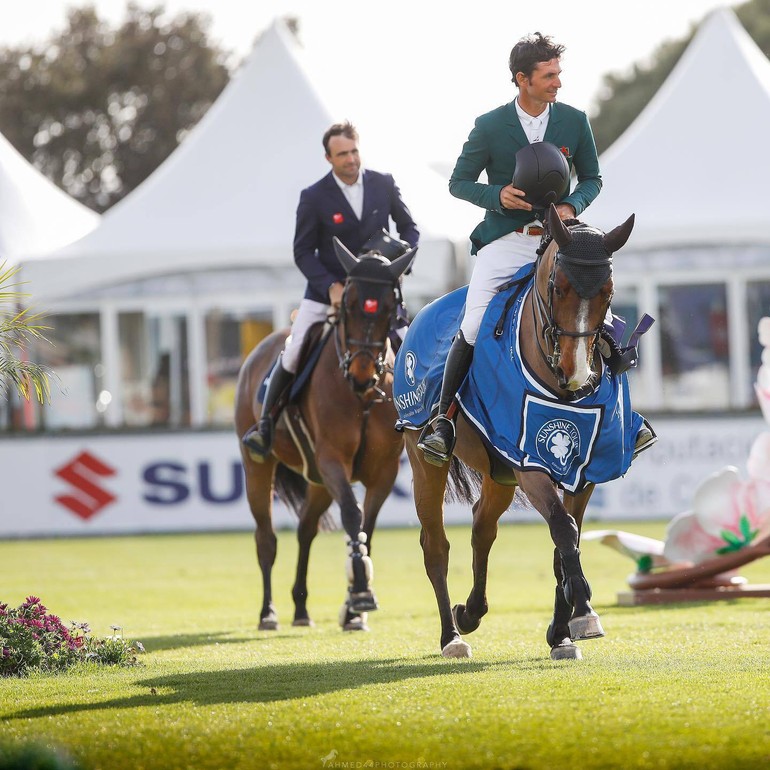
[243,357,293,459]
[418,331,474,466]
[560,548,605,641]
[346,532,378,613]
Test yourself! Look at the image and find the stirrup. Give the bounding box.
[242,417,274,458]
[417,415,456,466]
[632,421,657,460]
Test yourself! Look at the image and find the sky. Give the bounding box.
[2,0,733,164]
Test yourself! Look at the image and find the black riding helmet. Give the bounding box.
[359,228,411,261]
[512,141,570,209]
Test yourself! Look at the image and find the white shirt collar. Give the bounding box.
[515,98,549,125]
[515,99,550,144]
[332,169,364,191]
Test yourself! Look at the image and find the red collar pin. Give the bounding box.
[333,213,344,224]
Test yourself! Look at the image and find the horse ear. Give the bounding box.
[603,214,635,254]
[333,236,360,274]
[387,247,417,280]
[547,204,572,247]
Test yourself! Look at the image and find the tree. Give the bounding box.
[590,0,770,154]
[590,38,688,154]
[0,3,232,212]
[0,264,50,404]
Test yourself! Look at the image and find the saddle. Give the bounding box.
[257,321,332,485]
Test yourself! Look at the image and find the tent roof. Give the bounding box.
[27,18,474,300]
[586,7,770,249]
[0,131,99,265]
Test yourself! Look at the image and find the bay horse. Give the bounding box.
[400,204,642,660]
[235,237,415,631]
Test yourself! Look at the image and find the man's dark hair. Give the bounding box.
[323,121,359,154]
[508,32,565,85]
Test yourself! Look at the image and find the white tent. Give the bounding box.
[584,6,770,413]
[0,131,99,265]
[21,18,475,304]
[586,7,770,248]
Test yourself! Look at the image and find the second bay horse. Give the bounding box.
[235,237,414,631]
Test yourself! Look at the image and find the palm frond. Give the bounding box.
[0,261,53,404]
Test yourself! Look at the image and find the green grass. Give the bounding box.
[2,521,770,770]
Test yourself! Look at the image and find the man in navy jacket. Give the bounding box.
[243,121,419,457]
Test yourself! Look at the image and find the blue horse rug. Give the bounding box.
[394,266,644,494]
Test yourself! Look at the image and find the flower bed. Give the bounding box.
[0,596,143,677]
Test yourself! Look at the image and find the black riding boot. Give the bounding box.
[242,358,294,457]
[417,331,474,466]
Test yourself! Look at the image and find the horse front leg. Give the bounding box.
[332,458,400,632]
[560,483,604,642]
[454,478,514,636]
[517,474,602,659]
[316,450,378,614]
[291,485,334,627]
[406,436,470,658]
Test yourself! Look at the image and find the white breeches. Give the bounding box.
[282,298,330,373]
[459,231,540,345]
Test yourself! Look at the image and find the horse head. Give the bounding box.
[333,236,416,393]
[535,205,634,394]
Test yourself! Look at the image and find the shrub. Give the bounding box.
[0,597,143,677]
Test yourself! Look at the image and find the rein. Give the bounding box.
[334,275,399,400]
[531,249,610,388]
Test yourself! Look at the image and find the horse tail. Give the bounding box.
[273,463,337,531]
[445,456,482,505]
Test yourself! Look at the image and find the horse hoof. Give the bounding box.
[342,614,369,632]
[452,604,481,635]
[441,638,472,658]
[292,617,314,627]
[568,613,605,640]
[258,616,279,631]
[349,591,378,613]
[550,642,582,661]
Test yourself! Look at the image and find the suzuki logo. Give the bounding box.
[54,451,117,520]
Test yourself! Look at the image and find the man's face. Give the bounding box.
[518,57,562,104]
[326,135,361,184]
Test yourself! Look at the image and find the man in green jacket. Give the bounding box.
[419,31,603,465]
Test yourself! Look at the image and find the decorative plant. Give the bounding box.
[0,261,51,403]
[0,597,144,677]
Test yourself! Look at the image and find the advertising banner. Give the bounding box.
[0,415,765,538]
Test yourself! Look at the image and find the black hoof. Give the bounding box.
[259,612,278,631]
[452,604,481,635]
[550,641,582,661]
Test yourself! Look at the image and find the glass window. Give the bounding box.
[205,310,273,426]
[33,313,103,430]
[747,281,770,403]
[658,283,729,410]
[118,312,190,427]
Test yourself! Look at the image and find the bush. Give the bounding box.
[0,741,84,770]
[0,597,143,677]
